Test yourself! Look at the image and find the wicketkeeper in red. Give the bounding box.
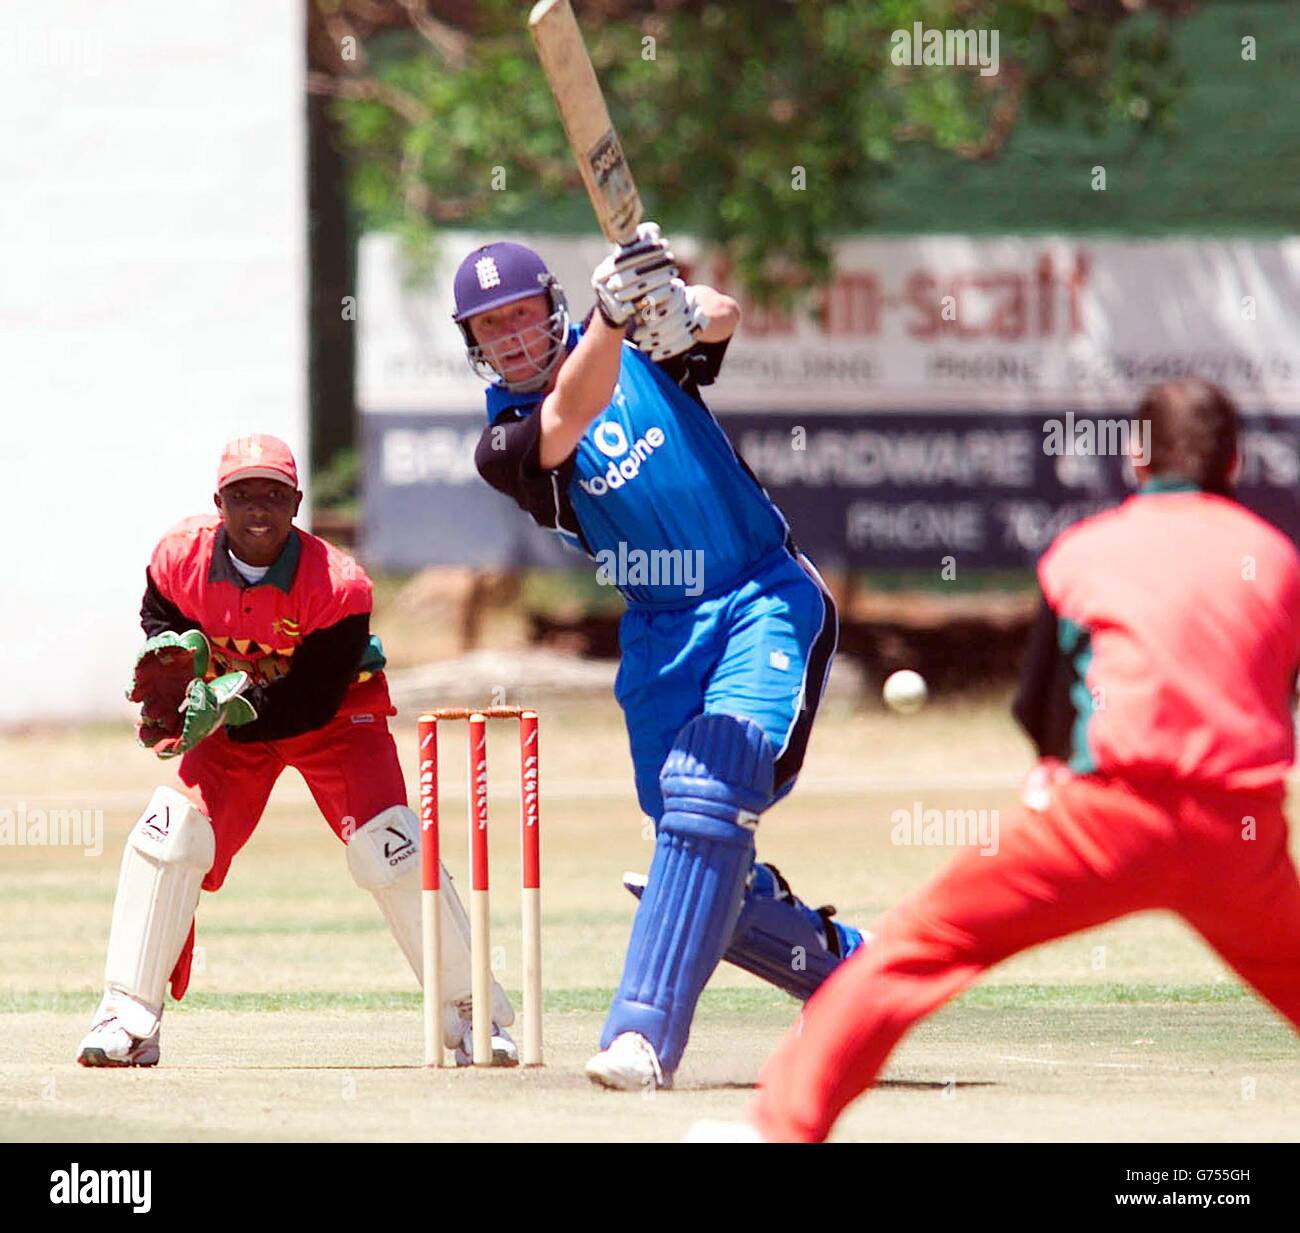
[78,435,516,1068]
[692,379,1300,1141]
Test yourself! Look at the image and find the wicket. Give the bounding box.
[417,707,542,1068]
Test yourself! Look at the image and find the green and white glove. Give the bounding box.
[127,630,211,751]
[127,629,257,758]
[153,672,258,760]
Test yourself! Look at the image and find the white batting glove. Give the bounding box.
[591,222,679,328]
[631,279,709,361]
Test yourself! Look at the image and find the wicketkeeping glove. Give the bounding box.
[126,630,256,758]
[152,672,258,759]
[630,278,709,361]
[127,630,211,747]
[591,222,679,328]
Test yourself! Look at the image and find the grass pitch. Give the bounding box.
[2,695,1297,1141]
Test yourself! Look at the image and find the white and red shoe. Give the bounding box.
[77,1001,160,1068]
[585,1031,670,1091]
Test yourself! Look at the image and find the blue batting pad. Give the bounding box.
[724,863,864,1000]
[624,862,865,1002]
[600,714,772,1073]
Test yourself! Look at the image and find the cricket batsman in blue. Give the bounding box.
[454,224,865,1089]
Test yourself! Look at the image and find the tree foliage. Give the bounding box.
[309,0,1190,301]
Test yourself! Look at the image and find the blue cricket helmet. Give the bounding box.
[452,242,570,393]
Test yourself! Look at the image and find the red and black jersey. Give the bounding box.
[1014,482,1300,790]
[142,515,393,742]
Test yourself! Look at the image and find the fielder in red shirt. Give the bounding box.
[78,435,516,1068]
[692,379,1300,1142]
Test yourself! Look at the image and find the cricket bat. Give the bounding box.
[528,0,643,245]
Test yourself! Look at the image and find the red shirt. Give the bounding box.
[147,515,392,726]
[1038,486,1300,789]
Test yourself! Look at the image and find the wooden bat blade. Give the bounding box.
[529,0,642,244]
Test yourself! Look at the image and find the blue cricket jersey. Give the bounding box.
[476,325,791,608]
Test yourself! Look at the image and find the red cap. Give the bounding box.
[217,435,298,491]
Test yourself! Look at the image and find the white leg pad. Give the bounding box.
[346,805,514,1027]
[103,786,214,1039]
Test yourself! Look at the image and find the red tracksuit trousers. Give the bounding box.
[753,774,1300,1142]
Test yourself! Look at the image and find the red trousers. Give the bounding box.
[753,775,1300,1142]
[165,711,408,999]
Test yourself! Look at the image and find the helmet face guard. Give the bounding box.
[457,276,570,393]
[451,242,571,394]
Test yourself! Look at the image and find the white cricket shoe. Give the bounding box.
[448,999,519,1067]
[76,1010,160,1068]
[585,1031,670,1091]
[683,1118,767,1143]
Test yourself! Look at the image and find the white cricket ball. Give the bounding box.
[882,669,928,715]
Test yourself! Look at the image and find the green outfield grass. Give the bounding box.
[1,696,1297,1141]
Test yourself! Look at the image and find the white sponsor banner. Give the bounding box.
[359,233,1300,416]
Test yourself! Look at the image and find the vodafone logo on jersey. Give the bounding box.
[593,422,629,458]
[578,416,667,497]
